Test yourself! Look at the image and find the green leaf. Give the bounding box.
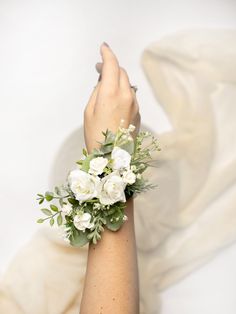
[54,186,61,195]
[50,204,58,212]
[41,208,52,216]
[69,228,90,247]
[59,198,64,208]
[57,213,63,226]
[81,154,94,172]
[105,216,124,231]
[83,148,88,156]
[50,218,54,226]
[67,198,79,206]
[37,218,44,223]
[120,140,134,154]
[37,193,44,197]
[45,191,54,201]
[39,198,44,205]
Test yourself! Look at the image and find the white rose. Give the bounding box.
[111,146,131,170]
[61,203,73,215]
[73,212,94,231]
[68,169,101,202]
[99,171,126,205]
[89,157,108,176]
[122,169,136,184]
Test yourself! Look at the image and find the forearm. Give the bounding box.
[80,197,139,314]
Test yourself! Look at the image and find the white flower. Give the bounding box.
[89,157,108,176]
[61,203,73,215]
[128,124,136,132]
[122,169,136,184]
[123,215,128,221]
[73,212,94,232]
[111,146,131,170]
[99,171,126,205]
[68,169,101,202]
[136,173,142,179]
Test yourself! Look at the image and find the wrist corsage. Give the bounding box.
[36,120,160,247]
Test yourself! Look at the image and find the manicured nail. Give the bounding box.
[103,42,109,47]
[97,74,102,82]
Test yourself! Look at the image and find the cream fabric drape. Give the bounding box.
[1,30,236,314]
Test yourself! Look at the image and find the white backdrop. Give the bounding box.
[0,0,236,313]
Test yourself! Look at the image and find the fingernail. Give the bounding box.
[97,74,102,82]
[103,41,109,47]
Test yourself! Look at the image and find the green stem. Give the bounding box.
[43,210,62,221]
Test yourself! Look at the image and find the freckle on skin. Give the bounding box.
[112,297,115,301]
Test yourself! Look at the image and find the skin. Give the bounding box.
[79,43,140,314]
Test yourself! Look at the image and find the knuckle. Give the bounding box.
[121,90,133,103]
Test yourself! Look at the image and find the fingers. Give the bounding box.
[95,61,138,110]
[119,67,131,92]
[99,43,120,93]
[96,62,132,92]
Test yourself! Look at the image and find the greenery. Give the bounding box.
[36,124,160,247]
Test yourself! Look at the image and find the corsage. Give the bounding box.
[36,120,160,246]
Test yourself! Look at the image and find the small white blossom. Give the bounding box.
[137,173,142,179]
[93,202,101,210]
[111,146,131,170]
[123,215,128,221]
[128,124,136,132]
[89,157,108,176]
[122,169,136,184]
[99,171,126,205]
[68,169,101,202]
[74,212,94,232]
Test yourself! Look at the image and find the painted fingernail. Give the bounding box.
[103,42,109,47]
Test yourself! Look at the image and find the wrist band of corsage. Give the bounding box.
[36,120,161,247]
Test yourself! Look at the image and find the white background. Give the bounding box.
[0,0,236,313]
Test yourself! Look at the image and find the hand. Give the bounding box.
[84,42,141,153]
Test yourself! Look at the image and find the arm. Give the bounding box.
[80,198,139,313]
[79,43,140,313]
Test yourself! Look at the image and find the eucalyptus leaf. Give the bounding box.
[120,140,134,154]
[69,228,90,247]
[37,218,44,223]
[105,216,124,231]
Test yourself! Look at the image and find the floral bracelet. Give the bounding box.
[36,120,160,247]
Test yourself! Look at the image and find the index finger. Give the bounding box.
[100,43,120,93]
